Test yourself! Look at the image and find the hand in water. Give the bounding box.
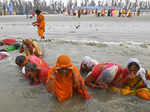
[96,82,108,89]
[99,82,108,89]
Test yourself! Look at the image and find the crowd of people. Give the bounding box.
[1,38,150,102]
[0,9,150,102]
[14,43,150,101]
[65,8,141,18]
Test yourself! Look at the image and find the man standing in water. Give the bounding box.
[32,9,45,39]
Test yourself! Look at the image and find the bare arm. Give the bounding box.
[113,73,135,87]
[45,67,56,93]
[71,66,83,89]
[32,21,38,26]
[45,75,55,93]
[85,75,107,89]
[32,15,43,26]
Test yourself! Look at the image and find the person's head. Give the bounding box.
[15,55,27,68]
[22,39,33,54]
[80,56,98,73]
[25,62,39,80]
[35,9,41,15]
[56,54,73,75]
[23,39,32,45]
[0,41,4,46]
[127,58,140,75]
[13,43,21,49]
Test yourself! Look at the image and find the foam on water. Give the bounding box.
[15,38,150,48]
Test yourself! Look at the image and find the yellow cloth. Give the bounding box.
[109,86,135,95]
[110,70,150,100]
[21,39,33,57]
[126,70,150,89]
[21,40,42,57]
[23,50,30,57]
[110,86,136,96]
[136,88,150,100]
[32,41,42,57]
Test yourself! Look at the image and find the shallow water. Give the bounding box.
[0,15,150,112]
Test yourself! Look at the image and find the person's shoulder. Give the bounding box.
[32,41,38,46]
[72,64,80,71]
[40,13,44,17]
[121,68,128,75]
[28,55,40,61]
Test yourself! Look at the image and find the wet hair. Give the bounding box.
[0,41,4,46]
[35,9,41,15]
[128,62,140,70]
[25,62,38,72]
[25,62,39,84]
[15,55,26,66]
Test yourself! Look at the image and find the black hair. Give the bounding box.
[25,62,38,72]
[13,43,21,49]
[15,55,26,66]
[0,41,4,46]
[128,62,140,70]
[25,62,39,81]
[35,9,41,15]
[0,49,8,52]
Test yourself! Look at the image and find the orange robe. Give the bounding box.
[47,64,90,102]
[37,13,45,37]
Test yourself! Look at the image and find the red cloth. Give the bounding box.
[29,67,48,86]
[121,68,129,84]
[26,56,49,85]
[89,64,103,80]
[110,65,122,84]
[2,39,16,45]
[28,56,49,69]
[39,66,49,84]
[89,62,122,84]
[0,53,8,60]
[89,63,113,80]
